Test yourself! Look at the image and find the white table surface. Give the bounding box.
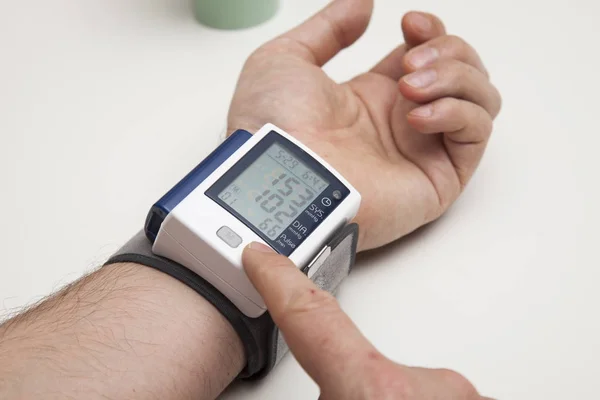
[1,1,599,399]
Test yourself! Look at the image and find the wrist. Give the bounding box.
[227,119,371,252]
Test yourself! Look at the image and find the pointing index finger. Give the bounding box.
[242,243,379,389]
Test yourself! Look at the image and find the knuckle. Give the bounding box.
[431,57,458,72]
[441,35,489,77]
[437,368,478,398]
[491,84,503,117]
[444,34,473,56]
[322,1,372,49]
[429,59,467,96]
[318,13,346,50]
[432,58,465,82]
[462,101,493,136]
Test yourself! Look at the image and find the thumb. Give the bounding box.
[273,0,373,66]
[242,242,381,394]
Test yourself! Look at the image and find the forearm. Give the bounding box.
[0,263,244,400]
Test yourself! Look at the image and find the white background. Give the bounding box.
[1,1,599,399]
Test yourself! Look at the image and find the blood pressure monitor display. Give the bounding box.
[206,132,350,256]
[217,143,329,240]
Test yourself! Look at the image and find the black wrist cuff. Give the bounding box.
[104,223,358,379]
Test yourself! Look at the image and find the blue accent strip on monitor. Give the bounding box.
[144,129,252,242]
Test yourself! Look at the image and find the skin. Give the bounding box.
[0,1,501,399]
[228,0,501,251]
[0,263,245,400]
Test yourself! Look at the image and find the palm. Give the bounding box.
[228,5,499,251]
[229,56,447,250]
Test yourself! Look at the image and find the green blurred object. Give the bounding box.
[194,0,279,29]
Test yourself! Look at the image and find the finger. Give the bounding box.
[402,11,447,48]
[242,243,380,391]
[370,11,446,80]
[404,35,489,77]
[407,98,493,186]
[407,97,493,139]
[268,0,373,66]
[399,59,502,117]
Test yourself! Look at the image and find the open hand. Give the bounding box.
[228,0,501,251]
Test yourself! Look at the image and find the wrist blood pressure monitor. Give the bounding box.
[146,124,360,317]
[106,123,361,377]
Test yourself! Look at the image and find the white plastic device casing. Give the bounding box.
[152,124,361,317]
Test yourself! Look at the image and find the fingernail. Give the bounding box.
[410,12,432,33]
[407,47,439,68]
[403,69,437,88]
[410,104,434,118]
[248,242,274,253]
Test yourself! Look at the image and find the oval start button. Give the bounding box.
[216,226,242,248]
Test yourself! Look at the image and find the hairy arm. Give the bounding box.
[0,263,244,400]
